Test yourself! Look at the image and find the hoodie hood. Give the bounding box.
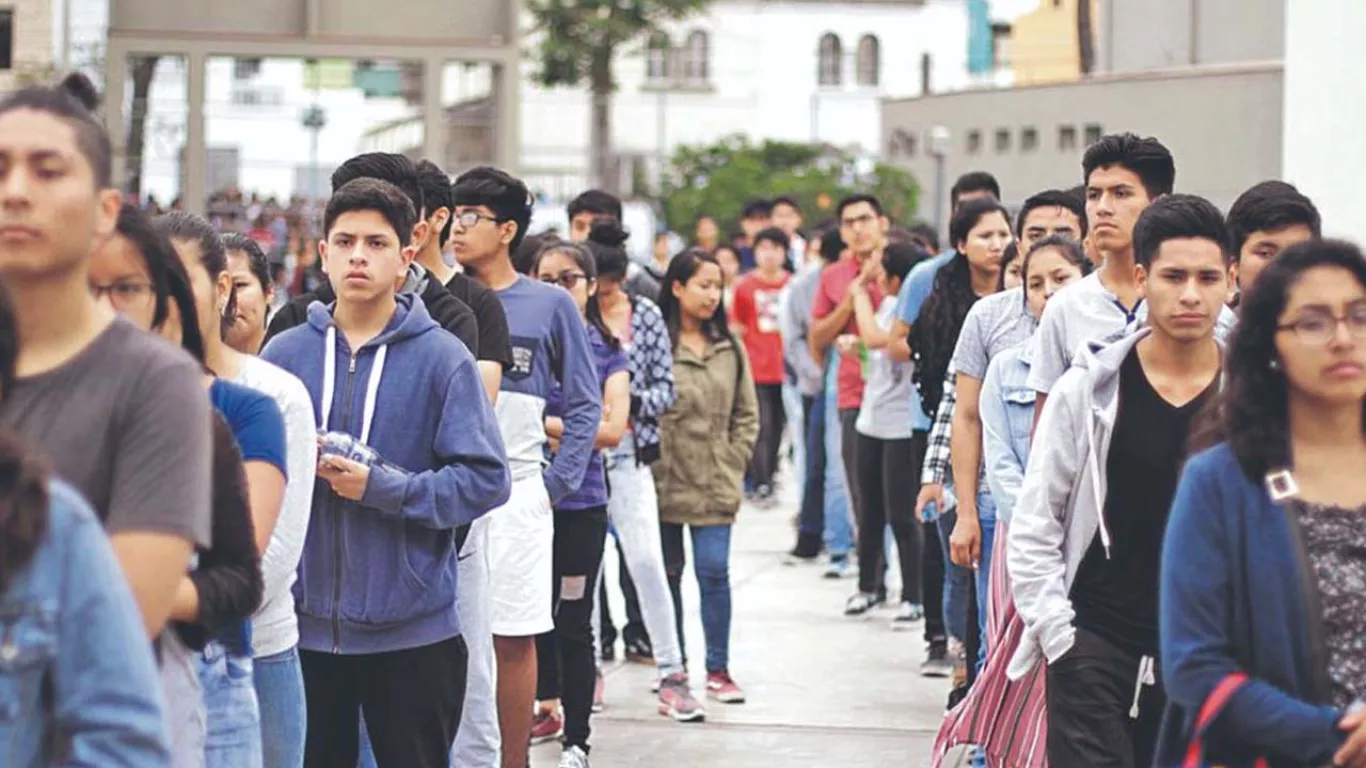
[1070,325,1152,428]
[304,292,439,348]
[400,263,429,296]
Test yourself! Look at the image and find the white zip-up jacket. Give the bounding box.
[1004,327,1146,681]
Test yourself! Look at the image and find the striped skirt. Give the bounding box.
[931,520,1049,768]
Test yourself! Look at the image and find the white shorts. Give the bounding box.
[486,474,554,637]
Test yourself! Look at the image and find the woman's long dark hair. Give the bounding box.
[122,216,207,365]
[911,198,1011,419]
[997,241,1020,291]
[156,211,236,340]
[586,218,631,282]
[533,240,620,352]
[1194,239,1366,481]
[658,248,739,350]
[115,205,173,328]
[0,281,49,595]
[1020,235,1092,310]
[222,233,273,330]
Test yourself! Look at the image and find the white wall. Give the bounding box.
[1282,0,1366,244]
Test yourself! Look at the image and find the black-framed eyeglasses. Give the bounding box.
[841,213,877,228]
[1276,304,1366,345]
[89,280,155,309]
[452,210,502,229]
[541,272,590,290]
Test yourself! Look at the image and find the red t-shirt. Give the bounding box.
[811,257,883,410]
[730,271,790,385]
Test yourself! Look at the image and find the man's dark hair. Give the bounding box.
[909,222,940,253]
[331,153,424,216]
[752,226,790,252]
[1016,189,1089,237]
[772,195,801,214]
[950,171,1001,206]
[450,166,534,254]
[836,194,884,219]
[1225,180,1321,256]
[818,226,845,263]
[742,199,774,220]
[881,242,927,285]
[324,178,417,249]
[0,73,111,187]
[1082,132,1176,199]
[415,160,454,245]
[1132,193,1232,269]
[567,189,622,223]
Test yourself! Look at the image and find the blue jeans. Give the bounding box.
[253,646,306,768]
[973,492,998,674]
[797,392,825,541]
[822,364,854,558]
[934,507,974,652]
[661,523,733,673]
[196,641,263,768]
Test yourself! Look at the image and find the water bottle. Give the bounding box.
[318,430,380,466]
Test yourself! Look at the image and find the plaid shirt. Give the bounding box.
[922,365,957,488]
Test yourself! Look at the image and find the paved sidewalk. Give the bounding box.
[531,483,954,767]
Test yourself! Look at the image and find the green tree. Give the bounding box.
[527,0,711,194]
[658,135,919,238]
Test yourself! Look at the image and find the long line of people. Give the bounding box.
[3,70,1365,768]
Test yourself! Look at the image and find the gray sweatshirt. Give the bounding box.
[779,265,825,397]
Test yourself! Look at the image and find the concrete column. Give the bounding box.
[493,59,521,173]
[185,50,207,216]
[422,56,446,169]
[1283,0,1366,243]
[103,39,127,194]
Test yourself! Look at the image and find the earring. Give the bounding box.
[1270,359,1281,371]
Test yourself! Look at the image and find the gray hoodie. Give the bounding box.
[1005,326,1218,681]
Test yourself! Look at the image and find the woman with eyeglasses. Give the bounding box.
[1157,239,1366,768]
[529,240,630,767]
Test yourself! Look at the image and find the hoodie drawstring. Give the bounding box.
[1130,655,1155,719]
[320,325,388,445]
[1089,422,1113,559]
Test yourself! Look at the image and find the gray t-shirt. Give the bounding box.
[0,317,213,547]
[855,297,914,440]
[950,287,1036,381]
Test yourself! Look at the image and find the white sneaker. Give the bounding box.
[559,745,591,768]
[891,602,924,631]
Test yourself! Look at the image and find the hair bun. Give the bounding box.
[587,218,629,248]
[58,72,100,112]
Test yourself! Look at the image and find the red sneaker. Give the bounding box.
[657,673,706,722]
[705,670,746,704]
[530,708,563,745]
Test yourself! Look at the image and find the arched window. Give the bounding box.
[856,35,880,86]
[646,31,672,83]
[818,33,842,86]
[683,30,710,83]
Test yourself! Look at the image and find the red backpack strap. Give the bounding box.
[1184,672,1257,767]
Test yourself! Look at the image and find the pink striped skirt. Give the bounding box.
[931,520,1049,768]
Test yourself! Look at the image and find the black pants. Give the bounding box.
[597,537,647,653]
[535,506,609,750]
[912,430,946,648]
[300,635,468,768]
[853,433,923,602]
[747,383,786,490]
[1046,627,1166,767]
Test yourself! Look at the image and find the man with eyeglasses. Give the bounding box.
[451,166,601,768]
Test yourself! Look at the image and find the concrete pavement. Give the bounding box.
[531,484,956,767]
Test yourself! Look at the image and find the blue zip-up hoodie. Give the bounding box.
[261,294,510,654]
[1157,442,1345,767]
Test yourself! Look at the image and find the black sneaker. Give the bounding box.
[624,635,654,664]
[600,643,616,663]
[920,644,953,678]
[785,534,822,564]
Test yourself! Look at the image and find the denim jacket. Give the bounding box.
[979,339,1036,526]
[1,481,168,766]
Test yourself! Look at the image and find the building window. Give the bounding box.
[1021,127,1039,152]
[0,10,13,70]
[991,23,1012,69]
[856,35,880,86]
[818,33,842,86]
[681,30,710,84]
[889,129,916,158]
[233,58,262,80]
[966,130,982,154]
[1059,125,1077,151]
[646,32,672,83]
[1084,123,1103,145]
[995,128,1011,153]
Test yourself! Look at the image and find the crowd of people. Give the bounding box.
[1,68,1365,768]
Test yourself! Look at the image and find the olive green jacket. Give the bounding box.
[654,337,759,526]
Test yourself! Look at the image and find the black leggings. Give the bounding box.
[535,506,609,750]
[747,383,786,489]
[853,432,923,602]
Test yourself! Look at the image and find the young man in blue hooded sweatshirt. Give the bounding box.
[261,177,511,768]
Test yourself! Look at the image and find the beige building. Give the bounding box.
[1007,0,1096,86]
[0,0,55,92]
[882,61,1282,212]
